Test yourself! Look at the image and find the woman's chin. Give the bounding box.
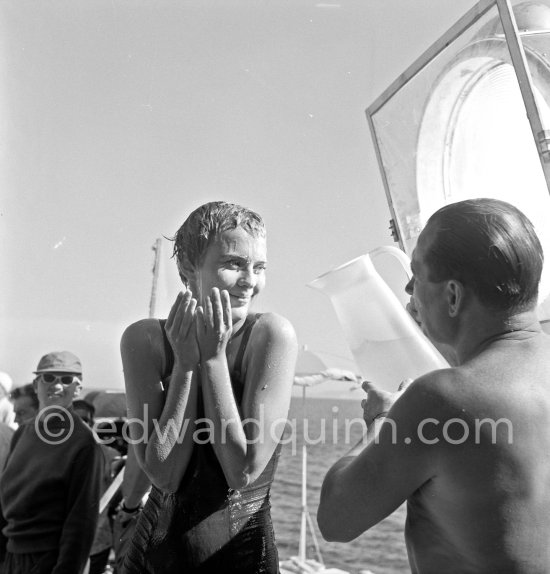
[231,307,249,323]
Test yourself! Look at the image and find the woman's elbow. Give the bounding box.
[153,476,180,494]
[142,463,180,494]
[142,454,182,494]
[225,469,251,491]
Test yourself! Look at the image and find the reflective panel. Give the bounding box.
[367,0,550,314]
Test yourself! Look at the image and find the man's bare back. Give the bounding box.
[403,333,550,573]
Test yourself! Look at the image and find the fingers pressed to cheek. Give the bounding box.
[204,296,214,327]
[173,295,188,329]
[196,306,205,330]
[184,298,197,325]
[211,288,224,328]
[181,291,193,315]
[166,292,184,326]
[221,290,232,327]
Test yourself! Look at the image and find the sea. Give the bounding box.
[270,397,409,574]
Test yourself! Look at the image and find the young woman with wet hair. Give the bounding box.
[121,201,297,573]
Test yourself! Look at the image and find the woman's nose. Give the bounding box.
[405,276,415,295]
[238,267,255,287]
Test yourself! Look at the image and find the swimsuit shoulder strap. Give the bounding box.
[232,313,261,384]
[158,319,174,382]
[158,313,261,385]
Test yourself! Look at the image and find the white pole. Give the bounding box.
[298,385,307,563]
[149,238,162,318]
[99,466,125,514]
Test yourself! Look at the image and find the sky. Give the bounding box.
[1,0,477,391]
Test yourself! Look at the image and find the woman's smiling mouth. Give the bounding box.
[230,293,252,306]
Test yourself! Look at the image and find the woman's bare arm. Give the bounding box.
[197,289,297,490]
[120,292,201,492]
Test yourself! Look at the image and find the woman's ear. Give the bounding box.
[446,280,464,318]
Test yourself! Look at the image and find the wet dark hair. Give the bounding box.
[423,198,543,312]
[10,383,39,410]
[171,201,266,284]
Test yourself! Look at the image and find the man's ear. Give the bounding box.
[446,280,465,318]
[73,381,82,399]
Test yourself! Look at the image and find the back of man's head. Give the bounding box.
[73,399,95,428]
[423,198,543,312]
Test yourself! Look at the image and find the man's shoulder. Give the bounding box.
[0,422,14,439]
[395,367,475,421]
[10,420,32,443]
[69,423,104,472]
[70,414,103,447]
[408,367,466,400]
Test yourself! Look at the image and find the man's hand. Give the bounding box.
[361,378,413,427]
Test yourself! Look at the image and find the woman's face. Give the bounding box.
[191,227,267,323]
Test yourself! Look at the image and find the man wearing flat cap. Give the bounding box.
[0,351,103,574]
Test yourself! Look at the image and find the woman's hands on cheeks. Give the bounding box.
[165,290,200,370]
[165,287,234,368]
[196,288,233,362]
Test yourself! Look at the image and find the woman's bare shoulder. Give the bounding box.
[252,312,297,343]
[120,318,166,356]
[120,318,170,387]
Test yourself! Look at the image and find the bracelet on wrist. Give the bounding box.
[121,500,142,514]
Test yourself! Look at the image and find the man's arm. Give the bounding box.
[53,440,103,574]
[317,376,444,542]
[0,426,21,563]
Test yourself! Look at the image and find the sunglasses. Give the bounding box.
[37,373,81,385]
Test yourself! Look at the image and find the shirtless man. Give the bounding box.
[318,198,550,573]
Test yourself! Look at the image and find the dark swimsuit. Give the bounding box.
[122,314,281,574]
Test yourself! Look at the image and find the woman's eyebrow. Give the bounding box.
[221,254,267,265]
[221,253,247,260]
